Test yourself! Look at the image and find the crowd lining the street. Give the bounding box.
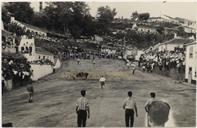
[138,49,185,82]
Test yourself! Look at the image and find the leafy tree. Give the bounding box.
[96,6,117,34]
[2,4,10,24]
[138,13,150,21]
[4,2,34,24]
[43,2,93,38]
[6,23,25,36]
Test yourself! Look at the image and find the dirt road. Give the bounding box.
[2,59,196,127]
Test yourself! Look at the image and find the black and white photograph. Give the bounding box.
[1,0,197,127]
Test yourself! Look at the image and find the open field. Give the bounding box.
[2,59,196,127]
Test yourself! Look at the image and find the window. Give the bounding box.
[38,55,40,59]
[43,56,45,59]
[189,46,193,58]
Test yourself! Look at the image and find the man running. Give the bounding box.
[99,76,106,89]
[76,90,90,127]
[123,91,138,127]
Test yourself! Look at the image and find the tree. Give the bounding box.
[43,2,93,38]
[6,23,26,36]
[131,11,150,21]
[2,4,10,24]
[96,6,117,34]
[4,2,34,24]
[138,13,150,21]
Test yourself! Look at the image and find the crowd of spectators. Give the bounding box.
[30,59,54,66]
[138,48,185,82]
[2,56,32,93]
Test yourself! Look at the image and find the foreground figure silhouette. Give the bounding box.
[147,101,170,127]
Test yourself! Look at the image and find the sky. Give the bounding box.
[30,2,197,21]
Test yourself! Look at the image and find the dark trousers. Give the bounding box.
[100,82,105,89]
[77,110,87,127]
[125,109,134,127]
[132,69,135,75]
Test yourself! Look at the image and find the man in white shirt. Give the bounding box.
[77,58,80,64]
[123,91,138,127]
[76,90,90,127]
[99,76,106,89]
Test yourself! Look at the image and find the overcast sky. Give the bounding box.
[31,2,197,21]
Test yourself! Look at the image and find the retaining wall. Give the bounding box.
[31,64,53,81]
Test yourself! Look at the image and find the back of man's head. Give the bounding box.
[150,92,156,98]
[128,91,132,97]
[148,101,170,126]
[81,90,86,97]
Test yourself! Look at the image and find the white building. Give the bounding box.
[175,17,196,27]
[156,37,194,52]
[184,42,197,84]
[18,35,54,63]
[147,17,168,23]
[10,17,47,37]
[182,26,196,34]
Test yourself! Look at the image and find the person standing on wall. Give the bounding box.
[76,90,90,127]
[123,91,138,127]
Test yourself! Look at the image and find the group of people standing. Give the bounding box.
[76,89,170,127]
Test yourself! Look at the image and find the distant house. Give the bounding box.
[175,17,196,27]
[147,17,167,23]
[2,30,17,53]
[147,15,180,24]
[184,42,197,85]
[10,17,47,37]
[137,26,158,33]
[161,15,180,24]
[18,35,54,63]
[132,23,157,33]
[182,26,196,34]
[156,37,194,52]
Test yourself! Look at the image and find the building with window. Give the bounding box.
[156,36,194,52]
[184,42,197,85]
[18,35,54,63]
